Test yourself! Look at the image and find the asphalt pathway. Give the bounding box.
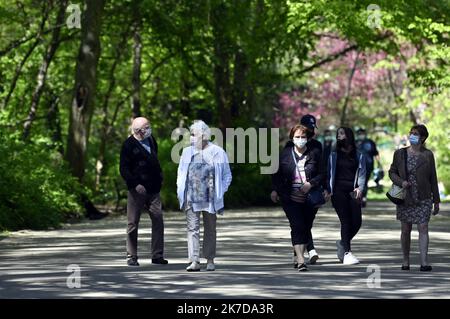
[1,201,449,298]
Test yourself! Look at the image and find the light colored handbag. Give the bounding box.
[386,184,406,205]
[386,148,408,205]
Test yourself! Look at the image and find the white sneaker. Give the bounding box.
[186,261,201,272]
[206,262,215,271]
[308,249,319,264]
[343,252,360,265]
[336,240,344,262]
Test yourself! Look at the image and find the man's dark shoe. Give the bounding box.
[152,258,168,265]
[420,265,432,272]
[298,263,308,272]
[127,256,139,266]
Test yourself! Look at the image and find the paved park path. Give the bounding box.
[1,202,449,298]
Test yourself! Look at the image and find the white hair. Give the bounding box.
[190,120,211,141]
[131,117,149,134]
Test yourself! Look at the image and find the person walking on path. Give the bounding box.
[324,127,367,265]
[119,117,168,266]
[388,124,440,271]
[280,114,323,266]
[356,128,381,207]
[177,120,232,272]
[272,124,325,272]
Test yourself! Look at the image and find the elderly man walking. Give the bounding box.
[120,117,168,266]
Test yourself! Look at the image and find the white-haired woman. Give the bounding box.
[177,120,232,271]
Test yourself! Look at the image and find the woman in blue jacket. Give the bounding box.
[324,127,366,265]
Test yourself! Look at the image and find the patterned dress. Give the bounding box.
[185,152,216,213]
[396,153,433,224]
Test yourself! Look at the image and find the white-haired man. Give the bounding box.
[177,120,232,271]
[120,117,167,266]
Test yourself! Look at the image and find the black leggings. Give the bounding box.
[362,163,373,199]
[282,200,316,246]
[331,191,362,252]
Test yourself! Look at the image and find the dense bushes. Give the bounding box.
[0,134,84,231]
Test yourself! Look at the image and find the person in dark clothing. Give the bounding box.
[272,124,325,272]
[324,127,367,265]
[119,117,168,267]
[389,124,440,272]
[280,114,322,266]
[356,128,381,207]
[322,129,334,164]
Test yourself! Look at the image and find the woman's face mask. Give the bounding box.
[293,137,308,149]
[336,138,348,148]
[190,132,203,149]
[409,134,420,145]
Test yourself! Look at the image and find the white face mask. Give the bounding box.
[293,137,308,149]
[190,135,203,149]
[142,128,152,139]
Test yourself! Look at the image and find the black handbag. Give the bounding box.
[307,185,326,208]
[291,149,326,208]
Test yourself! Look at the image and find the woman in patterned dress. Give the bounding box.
[177,120,232,272]
[389,125,440,271]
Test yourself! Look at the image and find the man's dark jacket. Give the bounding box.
[120,135,163,194]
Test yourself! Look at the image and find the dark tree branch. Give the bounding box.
[340,51,360,126]
[23,0,68,140]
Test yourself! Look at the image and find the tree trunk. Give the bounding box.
[22,0,68,140]
[180,74,191,117]
[340,51,360,127]
[131,6,142,119]
[231,49,247,119]
[46,93,64,155]
[95,29,129,191]
[66,0,105,181]
[211,3,232,130]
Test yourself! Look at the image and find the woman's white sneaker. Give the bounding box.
[308,249,319,264]
[206,263,215,271]
[186,261,201,272]
[343,252,360,265]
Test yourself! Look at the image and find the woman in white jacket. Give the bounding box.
[177,120,232,271]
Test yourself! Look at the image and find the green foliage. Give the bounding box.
[158,138,180,210]
[0,133,84,231]
[1,0,449,230]
[225,163,273,208]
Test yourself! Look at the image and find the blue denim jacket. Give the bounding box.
[326,151,367,195]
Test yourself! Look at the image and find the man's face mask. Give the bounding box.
[357,134,366,141]
[141,127,151,139]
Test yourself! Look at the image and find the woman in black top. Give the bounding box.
[324,127,367,265]
[272,124,325,272]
